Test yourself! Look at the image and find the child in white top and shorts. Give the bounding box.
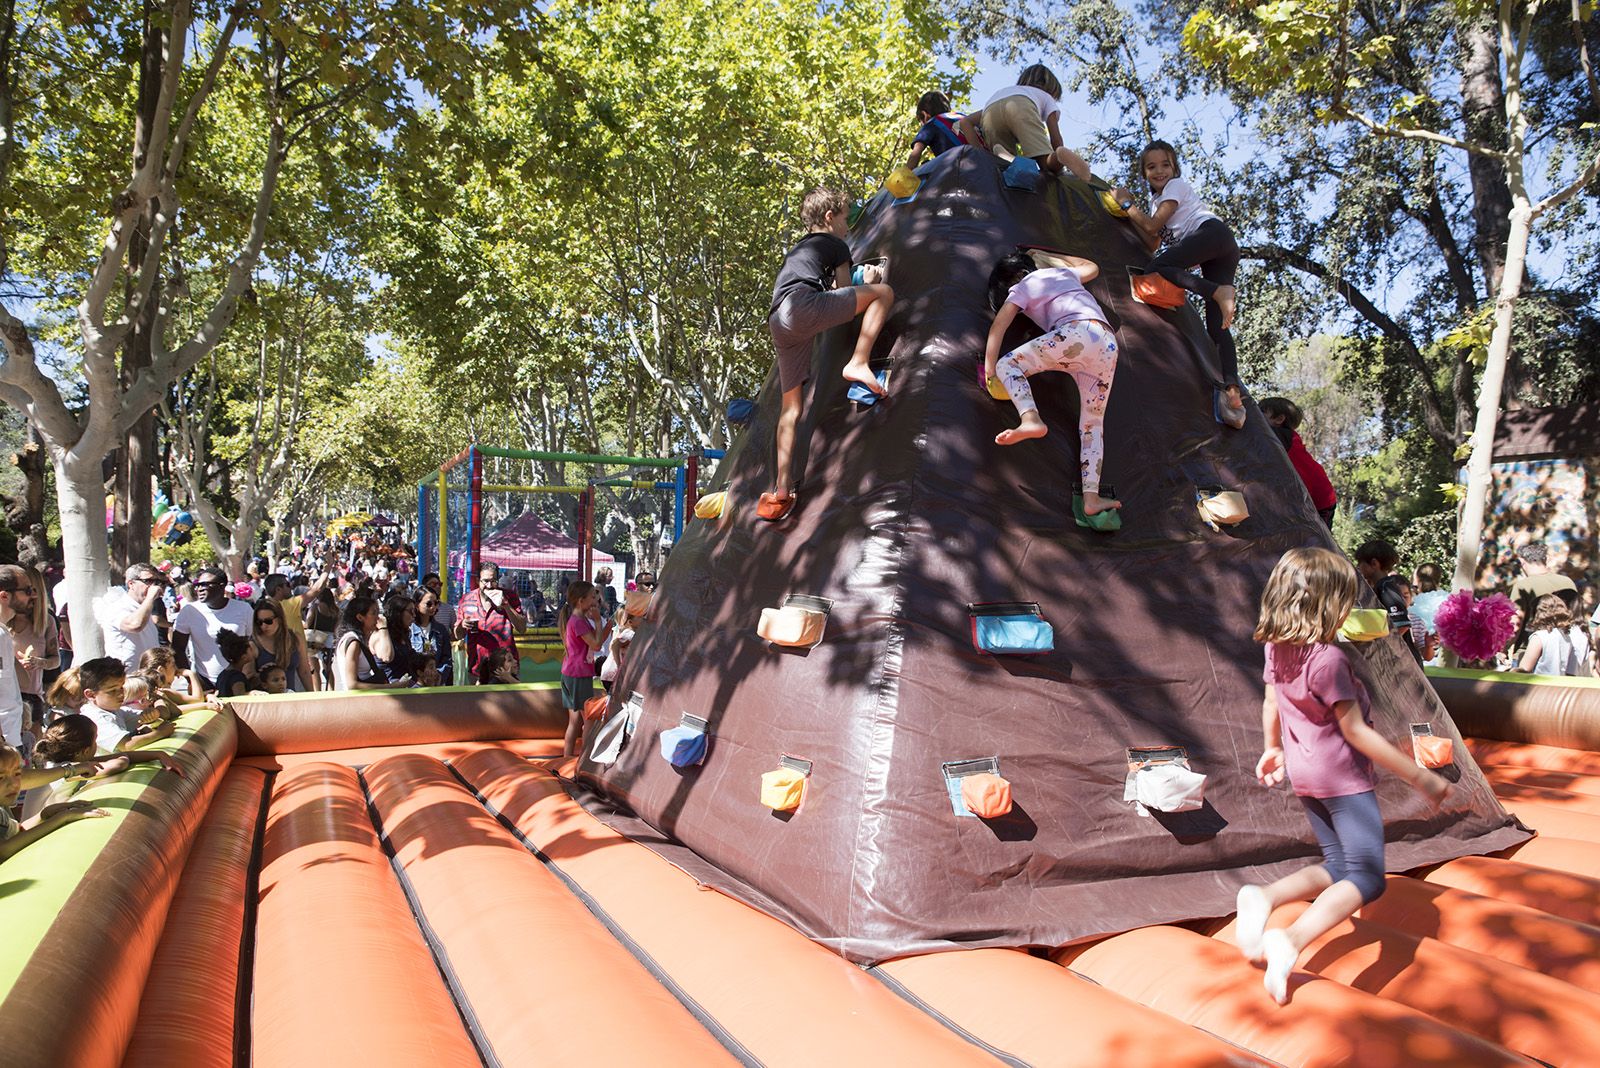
[958,65,1090,181]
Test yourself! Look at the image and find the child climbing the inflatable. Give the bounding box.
[1237,547,1450,1004]
[1115,141,1245,428]
[903,91,965,170]
[957,65,1090,181]
[983,251,1121,522]
[763,188,894,521]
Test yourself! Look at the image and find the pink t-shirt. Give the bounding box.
[1263,641,1377,798]
[562,614,596,678]
[1007,267,1106,332]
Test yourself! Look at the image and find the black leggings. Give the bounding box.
[1148,218,1240,386]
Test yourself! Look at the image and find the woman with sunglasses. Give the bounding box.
[250,598,317,692]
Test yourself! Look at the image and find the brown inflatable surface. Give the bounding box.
[1433,672,1600,750]
[250,764,480,1067]
[123,766,270,1067]
[583,146,1528,962]
[229,684,564,755]
[452,749,994,1067]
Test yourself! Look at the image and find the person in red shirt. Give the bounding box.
[452,563,527,683]
[1260,397,1337,528]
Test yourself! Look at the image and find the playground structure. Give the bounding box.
[414,444,723,679]
[16,149,1600,1067]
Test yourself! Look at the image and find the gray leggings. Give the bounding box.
[1300,790,1387,904]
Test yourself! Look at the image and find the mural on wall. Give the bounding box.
[1478,457,1599,596]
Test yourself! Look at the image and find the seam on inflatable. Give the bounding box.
[865,966,1031,1067]
[446,762,765,1068]
[1062,966,1288,1067]
[234,768,275,1068]
[356,768,501,1068]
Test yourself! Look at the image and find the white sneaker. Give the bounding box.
[1235,885,1271,962]
[1262,929,1297,1005]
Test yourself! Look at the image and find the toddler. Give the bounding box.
[763,188,894,520]
[0,743,108,862]
[982,251,1121,522]
[1236,547,1448,1004]
[957,64,1090,180]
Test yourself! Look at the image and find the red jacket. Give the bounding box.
[1286,430,1337,510]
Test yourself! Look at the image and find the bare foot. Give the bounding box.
[1082,491,1123,516]
[1215,285,1237,330]
[995,413,1047,445]
[842,362,886,396]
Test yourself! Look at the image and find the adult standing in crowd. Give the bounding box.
[93,562,164,671]
[412,587,453,685]
[11,566,60,749]
[265,571,328,650]
[172,567,254,690]
[252,598,318,691]
[0,565,32,747]
[1510,542,1578,647]
[371,592,420,684]
[333,596,389,690]
[595,566,619,618]
[421,573,455,633]
[454,562,526,683]
[301,586,340,688]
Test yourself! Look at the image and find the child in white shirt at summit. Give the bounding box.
[958,65,1091,181]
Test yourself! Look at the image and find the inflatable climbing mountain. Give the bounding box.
[580,146,1529,964]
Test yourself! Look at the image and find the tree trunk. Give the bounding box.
[54,450,111,659]
[2,428,49,567]
[1460,17,1513,293]
[1452,202,1532,592]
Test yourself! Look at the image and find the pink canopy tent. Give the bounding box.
[468,512,614,571]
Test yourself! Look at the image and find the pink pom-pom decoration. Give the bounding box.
[1434,590,1517,663]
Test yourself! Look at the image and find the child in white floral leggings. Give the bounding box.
[982,252,1120,519]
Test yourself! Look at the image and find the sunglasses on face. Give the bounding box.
[255,616,277,626]
[638,580,657,589]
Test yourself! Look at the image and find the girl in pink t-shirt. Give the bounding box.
[1237,548,1449,1004]
[982,252,1121,522]
[560,580,612,758]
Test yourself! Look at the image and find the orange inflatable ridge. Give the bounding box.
[1492,779,1600,815]
[1422,853,1600,926]
[1214,900,1600,1066]
[251,764,480,1068]
[875,947,1274,1067]
[1468,738,1600,776]
[1346,875,1600,995]
[450,749,992,1068]
[124,767,269,1067]
[1483,764,1600,798]
[1057,925,1529,1067]
[1496,834,1600,880]
[364,754,738,1066]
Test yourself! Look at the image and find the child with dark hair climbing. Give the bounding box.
[762,187,895,521]
[561,580,611,758]
[983,251,1121,523]
[904,90,964,170]
[956,64,1090,180]
[0,742,109,862]
[1115,141,1244,428]
[1237,547,1449,1005]
[1259,397,1337,528]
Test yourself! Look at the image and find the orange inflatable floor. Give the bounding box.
[130,737,1600,1068]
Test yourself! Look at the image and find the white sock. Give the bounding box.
[1235,885,1271,963]
[1262,929,1297,1006]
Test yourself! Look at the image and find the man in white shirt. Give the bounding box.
[172,566,254,689]
[93,562,165,671]
[0,565,29,746]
